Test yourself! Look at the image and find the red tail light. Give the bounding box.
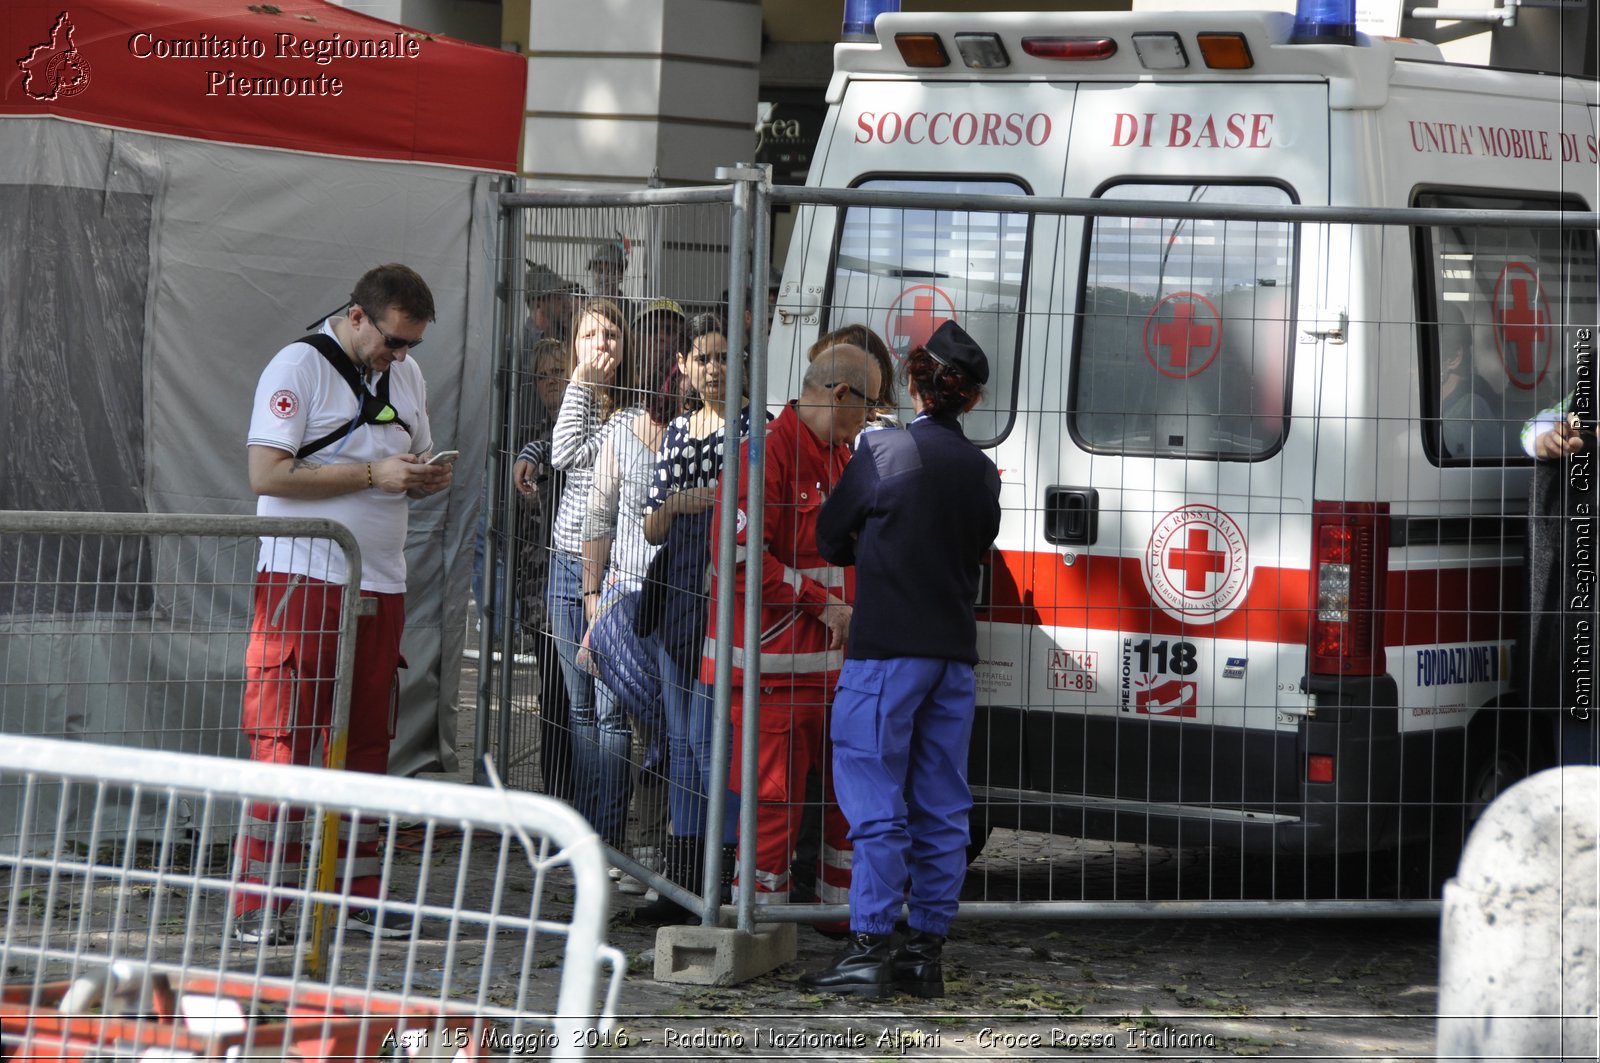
[1309,501,1389,675]
[1021,37,1118,61]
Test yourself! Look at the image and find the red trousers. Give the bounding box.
[234,571,404,912]
[728,684,852,905]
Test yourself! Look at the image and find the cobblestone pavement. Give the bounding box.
[583,853,1441,1061]
[438,652,1443,1061]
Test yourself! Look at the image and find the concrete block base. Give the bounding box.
[653,918,797,985]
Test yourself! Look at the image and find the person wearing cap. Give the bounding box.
[588,242,626,300]
[802,320,1002,998]
[633,298,688,401]
[524,261,580,346]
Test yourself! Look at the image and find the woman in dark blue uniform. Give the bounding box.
[801,320,1002,998]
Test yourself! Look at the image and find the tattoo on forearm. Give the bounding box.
[291,459,313,474]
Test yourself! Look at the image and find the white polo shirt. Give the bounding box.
[247,320,433,593]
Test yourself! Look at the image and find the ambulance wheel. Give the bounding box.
[1463,739,1529,824]
[1389,715,1542,898]
[1419,719,1538,894]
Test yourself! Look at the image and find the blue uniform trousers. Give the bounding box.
[830,656,976,937]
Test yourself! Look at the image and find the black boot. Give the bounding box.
[798,932,893,997]
[633,835,702,925]
[894,929,945,998]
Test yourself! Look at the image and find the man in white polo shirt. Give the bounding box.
[235,263,452,945]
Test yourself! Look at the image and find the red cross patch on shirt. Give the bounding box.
[269,389,299,419]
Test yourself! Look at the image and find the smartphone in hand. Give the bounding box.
[426,450,460,466]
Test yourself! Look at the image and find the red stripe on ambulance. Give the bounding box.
[980,550,1519,649]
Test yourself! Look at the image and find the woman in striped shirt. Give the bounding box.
[524,298,640,845]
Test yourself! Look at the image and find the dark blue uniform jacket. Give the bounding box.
[815,412,1002,664]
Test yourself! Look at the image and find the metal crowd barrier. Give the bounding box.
[482,178,1596,931]
[0,733,623,1060]
[0,511,361,761]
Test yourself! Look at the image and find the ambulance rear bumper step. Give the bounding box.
[973,785,1302,825]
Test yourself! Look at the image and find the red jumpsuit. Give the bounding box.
[701,402,855,906]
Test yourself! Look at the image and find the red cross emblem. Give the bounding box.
[1143,505,1250,622]
[1144,292,1222,379]
[1492,263,1552,391]
[269,389,299,419]
[1167,527,1228,592]
[884,284,956,354]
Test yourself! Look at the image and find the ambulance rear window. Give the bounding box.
[1415,189,1598,466]
[1070,182,1295,461]
[825,176,1029,446]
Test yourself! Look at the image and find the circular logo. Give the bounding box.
[269,390,299,419]
[45,50,91,99]
[735,508,747,536]
[1142,505,1250,622]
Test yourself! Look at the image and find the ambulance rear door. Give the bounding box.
[776,74,1079,705]
[1019,80,1330,828]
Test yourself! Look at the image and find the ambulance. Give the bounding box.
[766,3,1599,880]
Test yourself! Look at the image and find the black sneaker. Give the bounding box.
[342,905,415,939]
[231,908,287,946]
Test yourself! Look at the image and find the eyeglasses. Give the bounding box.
[828,382,881,407]
[363,309,423,352]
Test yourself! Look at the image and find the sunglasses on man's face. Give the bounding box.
[364,309,423,352]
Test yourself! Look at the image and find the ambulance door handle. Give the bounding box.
[1044,486,1098,546]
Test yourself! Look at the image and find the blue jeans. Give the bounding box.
[546,551,629,843]
[656,640,739,844]
[586,682,636,845]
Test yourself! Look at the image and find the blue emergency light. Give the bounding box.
[843,0,902,42]
[1290,0,1357,44]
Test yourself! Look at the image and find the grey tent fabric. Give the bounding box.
[0,116,492,787]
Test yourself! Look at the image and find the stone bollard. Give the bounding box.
[1438,765,1599,1062]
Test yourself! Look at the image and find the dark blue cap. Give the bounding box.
[924,319,988,386]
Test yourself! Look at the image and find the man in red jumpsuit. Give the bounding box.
[701,343,883,910]
[236,264,452,946]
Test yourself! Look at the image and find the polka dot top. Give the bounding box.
[645,406,759,513]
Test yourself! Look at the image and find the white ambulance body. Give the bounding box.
[769,9,1599,863]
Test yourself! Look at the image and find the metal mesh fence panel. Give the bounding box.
[491,179,1598,916]
[1,514,362,854]
[0,734,622,1060]
[479,194,742,925]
